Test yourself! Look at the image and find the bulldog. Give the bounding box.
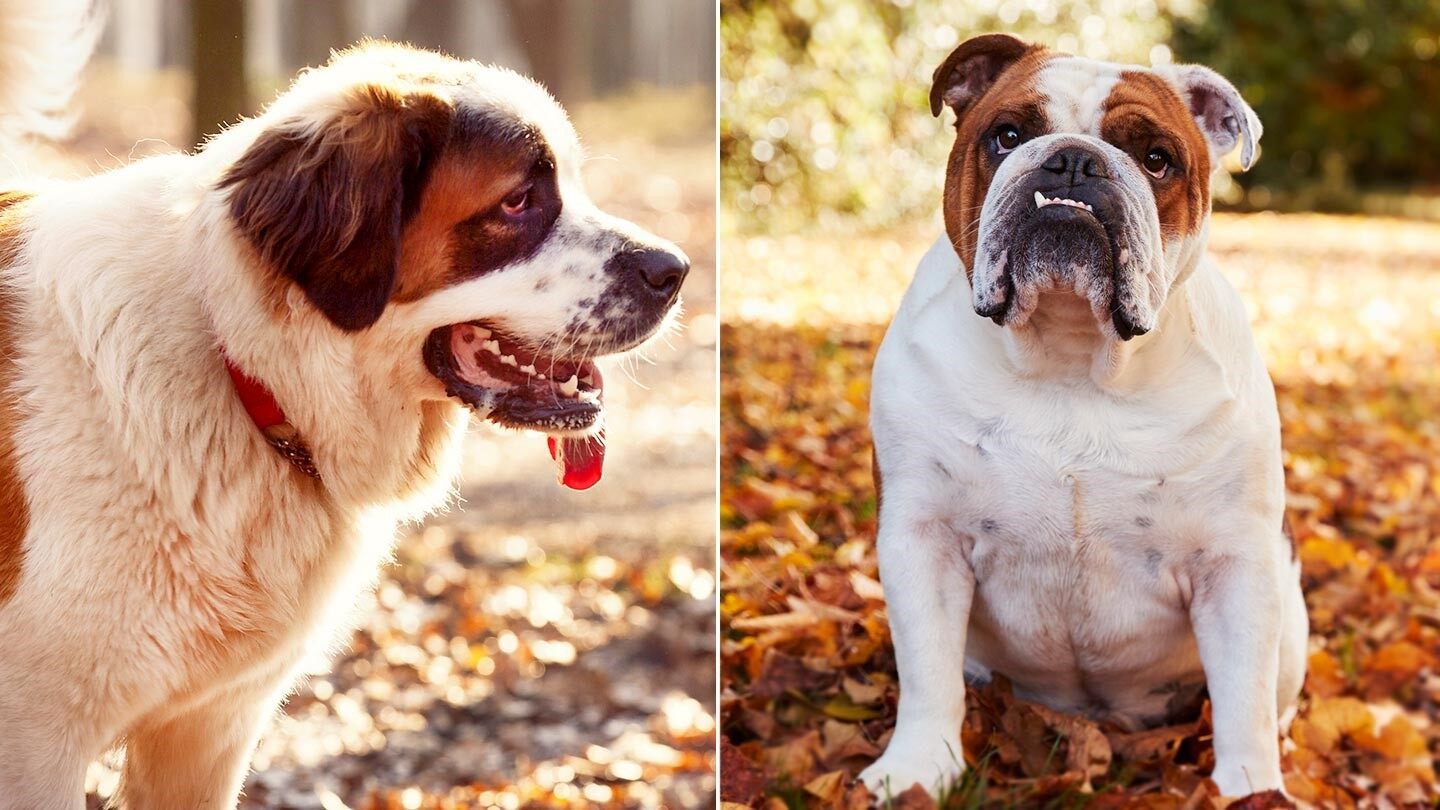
[861,35,1306,799]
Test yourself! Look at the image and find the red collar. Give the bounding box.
[223,354,322,480]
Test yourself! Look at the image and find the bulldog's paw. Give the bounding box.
[858,742,964,800]
[1211,761,1286,800]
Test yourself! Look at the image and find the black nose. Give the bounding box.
[1042,147,1109,184]
[630,248,690,299]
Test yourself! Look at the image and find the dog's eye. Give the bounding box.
[501,186,532,217]
[994,125,1022,154]
[1142,149,1171,178]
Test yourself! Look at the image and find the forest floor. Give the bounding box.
[720,213,1440,808]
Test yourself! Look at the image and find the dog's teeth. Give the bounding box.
[520,363,537,375]
[1034,190,1047,208]
[558,376,579,397]
[501,354,517,367]
[536,373,546,380]
[577,389,600,402]
[482,339,501,355]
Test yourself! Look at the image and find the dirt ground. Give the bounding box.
[45,65,717,809]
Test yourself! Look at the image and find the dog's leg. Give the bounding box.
[112,688,279,810]
[1276,564,1309,733]
[0,717,90,810]
[0,657,107,810]
[1190,554,1285,796]
[858,509,974,798]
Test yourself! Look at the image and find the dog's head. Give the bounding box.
[931,35,1260,339]
[217,44,688,487]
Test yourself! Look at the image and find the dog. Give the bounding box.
[0,15,689,810]
[861,34,1306,798]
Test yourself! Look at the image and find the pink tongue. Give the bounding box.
[547,432,605,490]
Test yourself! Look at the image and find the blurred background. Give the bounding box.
[47,2,716,809]
[722,0,1440,234]
[720,0,1440,806]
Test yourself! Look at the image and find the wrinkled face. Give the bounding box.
[220,45,689,468]
[934,36,1259,340]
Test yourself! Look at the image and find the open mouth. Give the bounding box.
[424,322,607,490]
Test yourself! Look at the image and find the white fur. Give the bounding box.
[0,43,680,810]
[861,56,1305,800]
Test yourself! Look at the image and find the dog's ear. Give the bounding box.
[221,84,453,331]
[1156,64,1263,171]
[930,34,1036,120]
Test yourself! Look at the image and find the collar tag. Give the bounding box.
[223,355,322,481]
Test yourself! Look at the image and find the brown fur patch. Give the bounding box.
[391,149,531,303]
[941,48,1053,277]
[221,83,454,331]
[0,190,35,605]
[1103,72,1211,244]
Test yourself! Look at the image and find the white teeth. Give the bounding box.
[1033,190,1093,212]
[536,373,546,380]
[577,389,600,402]
[558,376,579,397]
[501,354,517,367]
[520,364,537,375]
[482,339,501,355]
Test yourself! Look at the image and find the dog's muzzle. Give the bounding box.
[975,142,1155,340]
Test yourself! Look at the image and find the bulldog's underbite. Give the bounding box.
[863,34,1306,799]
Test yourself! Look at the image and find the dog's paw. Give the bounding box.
[1211,761,1286,800]
[858,745,964,801]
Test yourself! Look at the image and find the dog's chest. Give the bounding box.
[929,412,1239,724]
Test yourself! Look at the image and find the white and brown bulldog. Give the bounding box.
[862,35,1306,799]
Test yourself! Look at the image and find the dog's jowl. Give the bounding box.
[863,34,1305,798]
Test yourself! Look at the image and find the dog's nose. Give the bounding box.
[1042,147,1109,184]
[629,248,690,299]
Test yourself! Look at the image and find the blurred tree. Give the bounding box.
[403,0,459,56]
[721,0,1177,235]
[288,0,353,73]
[504,0,589,101]
[192,0,248,143]
[1172,0,1440,206]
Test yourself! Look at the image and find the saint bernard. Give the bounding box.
[0,10,688,810]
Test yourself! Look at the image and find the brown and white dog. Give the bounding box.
[0,13,688,810]
[863,35,1305,798]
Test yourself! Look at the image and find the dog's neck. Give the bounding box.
[222,352,323,481]
[995,276,1196,390]
[190,192,468,515]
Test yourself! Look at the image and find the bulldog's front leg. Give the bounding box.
[1189,552,1285,796]
[859,507,974,798]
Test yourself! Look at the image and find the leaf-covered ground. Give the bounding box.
[56,66,718,809]
[720,213,1440,808]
